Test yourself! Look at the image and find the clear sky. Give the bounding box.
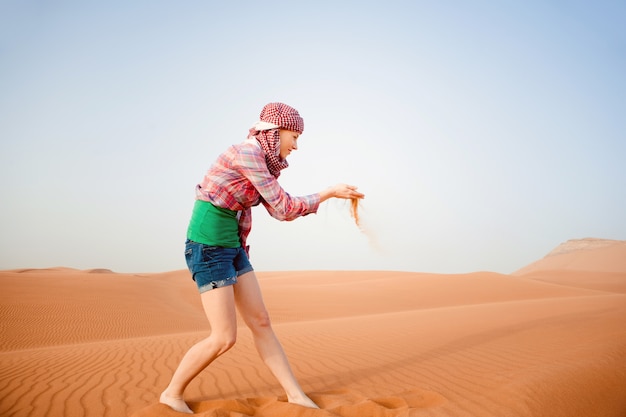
[1,1,625,274]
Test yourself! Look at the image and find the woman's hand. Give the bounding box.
[319,184,365,203]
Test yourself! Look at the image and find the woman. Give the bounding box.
[160,102,364,413]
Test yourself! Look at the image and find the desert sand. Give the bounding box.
[1,238,625,417]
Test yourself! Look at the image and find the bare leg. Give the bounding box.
[160,286,238,414]
[234,271,319,408]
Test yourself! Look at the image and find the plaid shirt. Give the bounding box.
[195,139,320,254]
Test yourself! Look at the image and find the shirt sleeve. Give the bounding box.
[233,146,321,221]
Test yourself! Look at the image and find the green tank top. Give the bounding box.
[186,200,241,247]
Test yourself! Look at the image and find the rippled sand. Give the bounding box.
[1,240,625,417]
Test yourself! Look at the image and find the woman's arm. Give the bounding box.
[234,145,365,219]
[235,146,320,221]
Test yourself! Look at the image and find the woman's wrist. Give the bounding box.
[318,186,335,203]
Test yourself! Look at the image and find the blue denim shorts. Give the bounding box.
[184,239,254,293]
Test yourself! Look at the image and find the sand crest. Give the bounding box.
[1,239,625,417]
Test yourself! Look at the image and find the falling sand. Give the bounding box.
[350,198,361,230]
[350,197,380,250]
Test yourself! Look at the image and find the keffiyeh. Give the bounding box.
[247,102,304,178]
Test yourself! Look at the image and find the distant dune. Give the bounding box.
[1,238,625,417]
[514,238,626,274]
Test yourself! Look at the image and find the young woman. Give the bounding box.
[160,102,364,413]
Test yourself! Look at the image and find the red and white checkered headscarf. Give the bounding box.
[247,102,304,178]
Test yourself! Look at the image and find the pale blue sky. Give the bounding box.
[1,1,625,273]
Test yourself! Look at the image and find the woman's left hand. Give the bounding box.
[320,184,365,202]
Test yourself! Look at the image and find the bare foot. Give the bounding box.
[288,394,319,409]
[160,391,193,414]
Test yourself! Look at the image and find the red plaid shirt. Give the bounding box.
[195,139,320,254]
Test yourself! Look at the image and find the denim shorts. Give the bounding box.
[184,239,254,293]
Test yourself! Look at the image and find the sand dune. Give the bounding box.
[514,238,626,275]
[1,239,625,416]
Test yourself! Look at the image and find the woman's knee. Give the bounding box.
[207,330,237,354]
[246,310,272,332]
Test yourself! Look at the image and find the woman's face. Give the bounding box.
[278,129,300,159]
